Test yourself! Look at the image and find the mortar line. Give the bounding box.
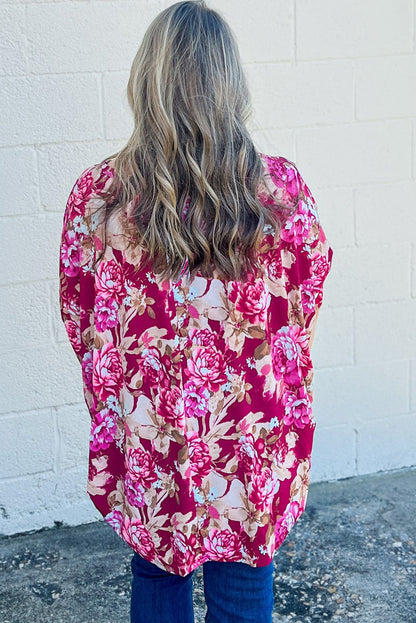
[52,405,60,476]
[98,72,106,140]
[293,0,297,65]
[354,427,359,476]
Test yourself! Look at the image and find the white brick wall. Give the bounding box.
[0,0,415,536]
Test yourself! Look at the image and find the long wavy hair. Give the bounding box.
[95,0,295,283]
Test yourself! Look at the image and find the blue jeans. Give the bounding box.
[130,552,274,623]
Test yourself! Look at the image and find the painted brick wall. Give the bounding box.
[0,0,415,535]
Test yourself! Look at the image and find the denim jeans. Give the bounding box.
[130,552,274,623]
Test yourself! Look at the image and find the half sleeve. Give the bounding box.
[59,166,96,364]
[283,163,334,332]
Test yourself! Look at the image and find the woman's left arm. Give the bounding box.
[58,167,96,364]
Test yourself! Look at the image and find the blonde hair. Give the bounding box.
[97,0,293,282]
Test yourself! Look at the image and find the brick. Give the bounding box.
[27,1,161,74]
[324,244,409,308]
[355,55,416,120]
[37,140,118,211]
[158,0,294,63]
[313,186,354,249]
[413,121,416,179]
[102,71,133,140]
[0,467,98,536]
[0,282,51,351]
[311,306,354,369]
[215,0,294,63]
[0,344,84,415]
[0,147,38,216]
[0,214,63,284]
[249,128,296,163]
[0,6,27,76]
[414,0,416,53]
[49,278,82,347]
[355,182,416,245]
[0,74,102,147]
[0,410,54,478]
[246,60,354,129]
[411,360,416,412]
[355,300,416,363]
[296,120,412,188]
[56,403,90,470]
[356,413,416,475]
[296,0,413,59]
[314,361,409,427]
[51,465,93,508]
[310,424,356,482]
[49,277,74,345]
[1,0,415,532]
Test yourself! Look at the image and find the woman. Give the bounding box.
[59,1,333,622]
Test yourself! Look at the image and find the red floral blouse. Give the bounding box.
[59,153,333,576]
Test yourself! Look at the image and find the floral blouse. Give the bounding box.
[59,153,333,576]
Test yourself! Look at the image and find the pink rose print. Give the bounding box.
[282,385,313,429]
[87,451,114,487]
[57,156,333,577]
[271,325,312,386]
[126,447,158,489]
[283,501,301,532]
[281,163,299,197]
[300,278,317,315]
[263,248,283,281]
[274,501,302,547]
[188,327,217,348]
[122,516,156,560]
[61,292,80,316]
[249,467,280,513]
[67,170,95,214]
[90,408,118,452]
[158,385,185,429]
[61,229,82,277]
[183,381,210,418]
[92,342,124,401]
[261,156,300,206]
[203,529,242,562]
[96,259,126,304]
[96,163,115,190]
[311,251,330,283]
[81,350,93,394]
[94,296,119,332]
[235,433,265,474]
[186,345,228,392]
[185,431,212,486]
[229,279,269,324]
[310,252,331,307]
[65,318,81,354]
[124,472,146,509]
[104,509,123,535]
[280,201,314,246]
[138,346,169,387]
[274,521,288,548]
[172,531,198,573]
[266,157,298,195]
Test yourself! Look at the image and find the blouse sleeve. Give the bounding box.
[280,161,334,333]
[59,166,97,365]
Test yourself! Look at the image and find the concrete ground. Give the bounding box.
[1,468,415,623]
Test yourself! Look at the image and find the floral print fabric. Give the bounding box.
[59,153,333,576]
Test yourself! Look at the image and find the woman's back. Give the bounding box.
[59,4,334,621]
[59,150,333,577]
